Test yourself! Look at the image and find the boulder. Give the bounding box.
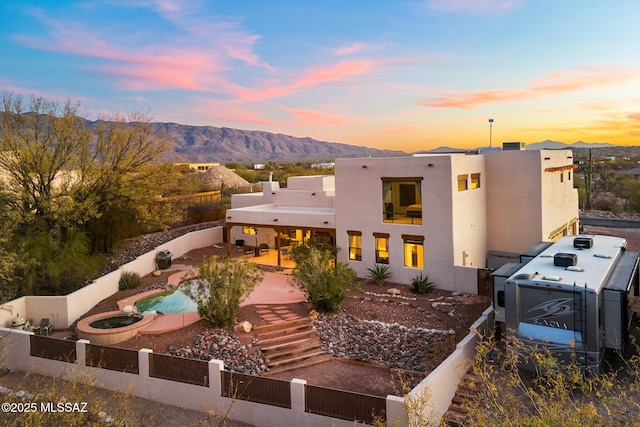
[387,288,401,297]
[234,321,252,333]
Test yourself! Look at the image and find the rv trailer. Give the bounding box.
[497,235,639,372]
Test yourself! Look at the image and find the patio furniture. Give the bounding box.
[259,243,270,254]
[36,318,53,336]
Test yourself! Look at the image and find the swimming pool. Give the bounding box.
[135,287,198,314]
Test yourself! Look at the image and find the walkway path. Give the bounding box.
[120,266,306,333]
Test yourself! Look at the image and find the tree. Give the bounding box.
[291,241,357,313]
[0,93,169,295]
[180,257,263,327]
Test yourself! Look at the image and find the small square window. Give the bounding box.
[471,173,481,189]
[457,175,468,191]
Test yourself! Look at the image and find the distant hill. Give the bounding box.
[525,140,615,150]
[151,122,406,162]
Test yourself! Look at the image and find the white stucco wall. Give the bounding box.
[335,154,486,292]
[485,149,578,254]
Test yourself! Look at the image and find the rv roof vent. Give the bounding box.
[554,252,577,267]
[566,266,584,272]
[514,273,535,280]
[573,237,593,249]
[594,253,611,259]
[542,275,562,281]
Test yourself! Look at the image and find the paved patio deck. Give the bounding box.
[124,265,305,334]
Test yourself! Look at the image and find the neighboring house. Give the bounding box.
[174,162,221,171]
[225,147,579,293]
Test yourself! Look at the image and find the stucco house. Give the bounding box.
[226,146,579,293]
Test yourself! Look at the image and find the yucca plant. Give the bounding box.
[367,263,391,286]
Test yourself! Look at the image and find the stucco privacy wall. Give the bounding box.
[0,331,391,427]
[0,306,494,426]
[0,227,223,329]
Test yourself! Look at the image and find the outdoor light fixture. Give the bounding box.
[362,165,368,168]
[227,216,232,219]
[311,192,316,196]
[428,163,434,167]
[273,218,278,222]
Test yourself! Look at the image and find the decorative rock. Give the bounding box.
[234,320,252,333]
[308,310,319,320]
[387,288,401,296]
[312,313,455,372]
[152,270,162,277]
[16,390,25,398]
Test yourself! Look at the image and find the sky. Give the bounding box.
[1,1,640,153]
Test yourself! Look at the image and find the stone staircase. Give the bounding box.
[255,318,332,374]
[442,372,482,426]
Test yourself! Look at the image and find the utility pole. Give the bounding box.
[488,119,494,148]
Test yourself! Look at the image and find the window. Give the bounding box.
[374,233,390,264]
[381,177,423,224]
[560,172,564,183]
[402,235,424,268]
[347,231,362,261]
[243,226,257,235]
[471,173,481,189]
[568,171,572,180]
[457,175,468,191]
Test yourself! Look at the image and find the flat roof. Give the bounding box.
[508,235,628,291]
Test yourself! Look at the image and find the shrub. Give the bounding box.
[291,244,357,313]
[119,271,141,290]
[464,334,640,426]
[181,257,263,327]
[367,263,391,286]
[410,273,434,294]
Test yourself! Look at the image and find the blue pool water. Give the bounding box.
[135,287,198,314]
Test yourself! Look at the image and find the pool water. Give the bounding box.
[135,287,198,314]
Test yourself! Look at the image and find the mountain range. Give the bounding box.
[144,121,621,162]
[154,122,405,163]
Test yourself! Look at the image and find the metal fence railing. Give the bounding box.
[86,344,139,374]
[222,371,291,408]
[305,384,386,424]
[149,353,209,387]
[29,335,76,363]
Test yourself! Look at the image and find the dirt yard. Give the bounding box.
[66,244,490,398]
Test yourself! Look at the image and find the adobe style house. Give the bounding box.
[226,148,579,293]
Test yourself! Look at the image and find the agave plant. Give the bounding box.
[367,263,391,286]
[410,273,435,294]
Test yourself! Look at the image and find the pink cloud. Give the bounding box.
[227,59,386,102]
[419,67,638,109]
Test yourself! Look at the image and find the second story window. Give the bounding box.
[382,177,423,225]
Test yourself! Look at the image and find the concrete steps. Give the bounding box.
[255,318,330,374]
